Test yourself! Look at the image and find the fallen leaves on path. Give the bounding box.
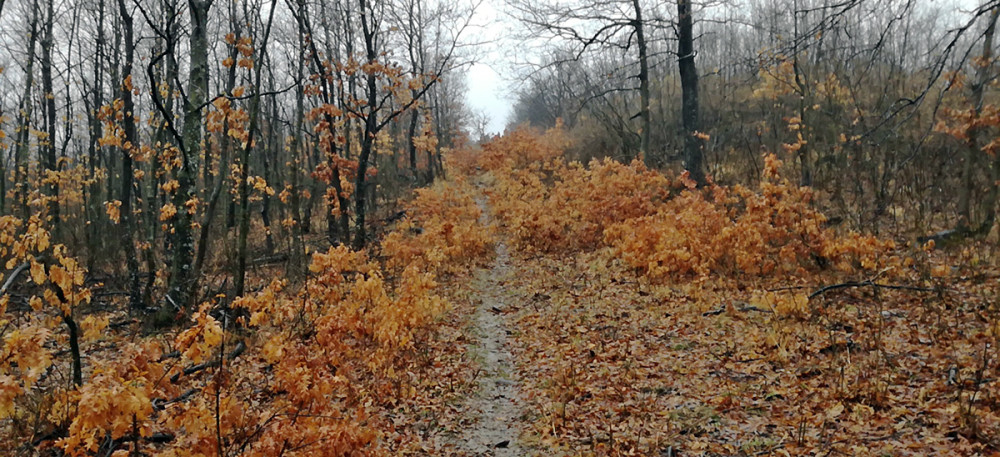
[497,250,998,456]
[471,125,1000,457]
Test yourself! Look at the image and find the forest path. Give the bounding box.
[450,196,528,456]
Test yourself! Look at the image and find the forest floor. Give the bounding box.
[428,181,1000,457]
[443,197,529,456]
[449,234,529,456]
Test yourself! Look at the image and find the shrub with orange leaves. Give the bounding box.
[489,158,671,253]
[0,215,94,453]
[381,177,494,275]
[0,169,485,456]
[606,154,895,281]
[443,145,482,176]
[58,343,164,456]
[476,121,571,172]
[50,241,445,456]
[153,243,448,456]
[480,126,897,283]
[604,190,729,277]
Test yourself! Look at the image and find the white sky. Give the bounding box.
[458,0,985,135]
[463,0,515,134]
[465,63,511,134]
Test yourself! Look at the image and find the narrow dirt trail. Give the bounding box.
[451,197,528,456]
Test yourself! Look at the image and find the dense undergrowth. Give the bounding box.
[480,128,895,285]
[470,124,1000,456]
[0,179,494,456]
[4,121,999,457]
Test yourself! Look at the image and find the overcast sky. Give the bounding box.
[462,0,515,135]
[457,0,983,136]
[465,63,511,134]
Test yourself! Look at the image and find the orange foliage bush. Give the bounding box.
[476,122,570,172]
[442,145,482,177]
[0,216,93,450]
[381,178,494,275]
[479,127,896,282]
[489,158,671,253]
[0,170,491,455]
[50,247,449,456]
[152,245,447,456]
[59,343,163,456]
[606,155,896,281]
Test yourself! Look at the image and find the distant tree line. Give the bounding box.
[0,0,478,316]
[509,0,1000,237]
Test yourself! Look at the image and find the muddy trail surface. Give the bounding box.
[449,198,528,456]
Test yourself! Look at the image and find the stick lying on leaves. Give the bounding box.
[808,280,939,299]
[0,261,30,296]
[152,389,199,411]
[703,303,773,316]
[169,340,246,383]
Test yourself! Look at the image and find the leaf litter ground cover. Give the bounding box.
[6,127,999,457]
[453,126,1000,456]
[491,249,999,456]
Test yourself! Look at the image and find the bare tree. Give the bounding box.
[116,0,142,308]
[347,0,476,248]
[167,0,213,308]
[677,0,705,185]
[13,0,40,217]
[39,0,58,226]
[510,0,655,162]
[958,5,1000,233]
[235,0,279,297]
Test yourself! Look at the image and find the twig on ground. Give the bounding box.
[808,281,940,299]
[169,340,246,383]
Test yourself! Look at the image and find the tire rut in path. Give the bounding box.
[453,198,526,456]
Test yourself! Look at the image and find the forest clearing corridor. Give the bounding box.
[4,0,1000,453]
[449,197,528,456]
[420,129,1000,456]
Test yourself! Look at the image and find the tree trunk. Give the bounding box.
[974,7,1000,234]
[298,0,350,245]
[632,0,651,164]
[145,2,178,307]
[83,0,106,266]
[793,0,812,187]
[354,97,377,249]
[260,140,276,256]
[235,0,277,297]
[405,0,425,178]
[14,1,39,218]
[354,0,379,250]
[408,107,419,175]
[193,0,240,285]
[63,312,82,386]
[288,0,307,276]
[168,0,212,310]
[117,0,142,309]
[40,0,59,228]
[677,0,706,186]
